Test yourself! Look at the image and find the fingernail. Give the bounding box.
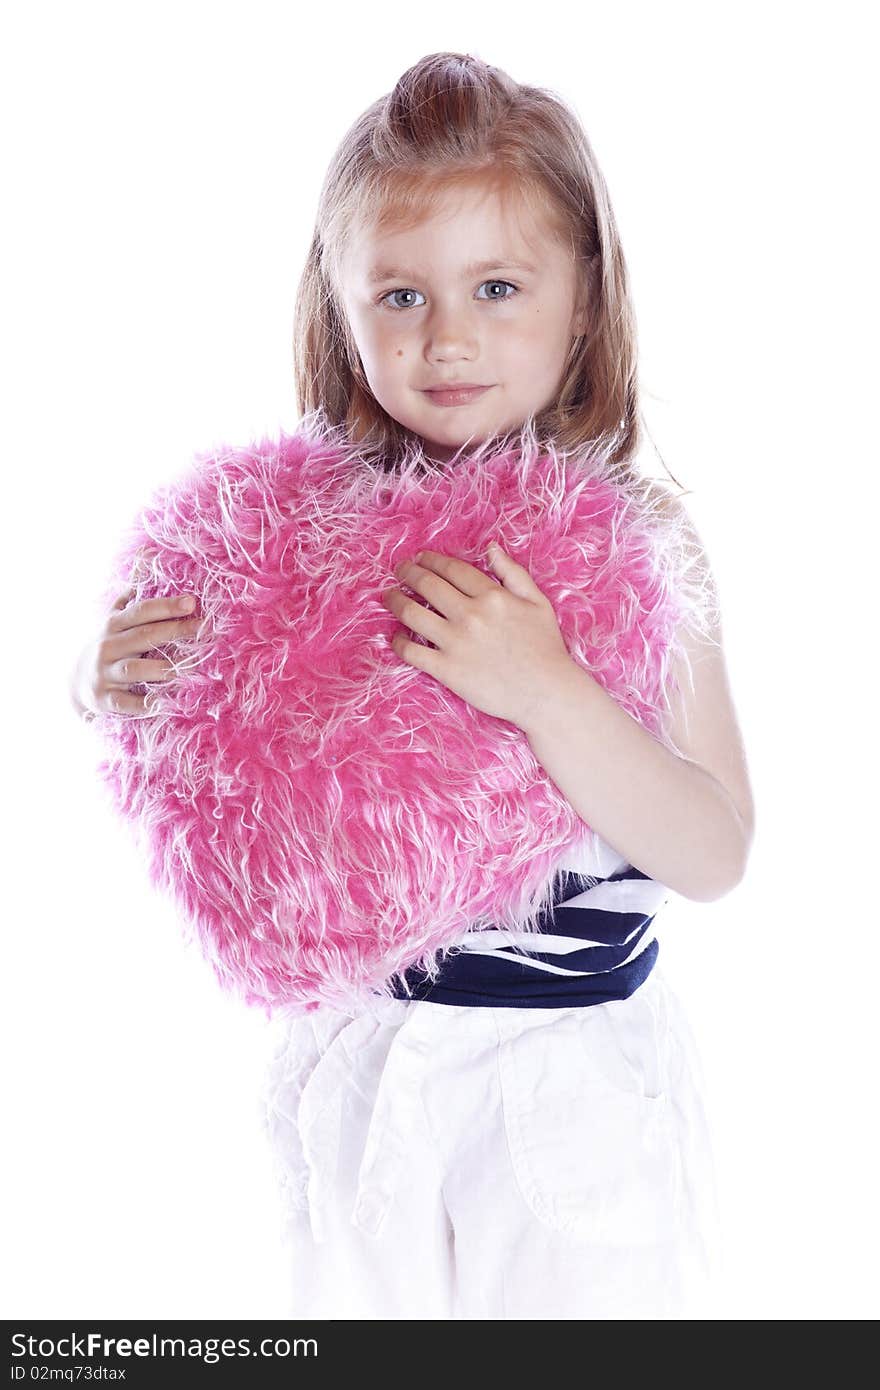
[180,596,194,611]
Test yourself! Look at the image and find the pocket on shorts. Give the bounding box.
[259,1007,353,1218]
[496,983,680,1247]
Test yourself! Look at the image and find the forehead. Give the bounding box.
[343,179,569,280]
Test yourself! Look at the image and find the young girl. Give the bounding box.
[70,51,754,1320]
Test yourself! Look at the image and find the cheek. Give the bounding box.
[361,339,410,396]
[365,322,410,366]
[500,315,557,368]
[385,343,411,374]
[524,310,571,366]
[357,325,398,373]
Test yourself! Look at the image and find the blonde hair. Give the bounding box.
[293,50,682,492]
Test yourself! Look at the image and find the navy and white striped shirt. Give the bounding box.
[388,835,667,1009]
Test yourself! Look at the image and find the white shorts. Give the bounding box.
[259,964,722,1319]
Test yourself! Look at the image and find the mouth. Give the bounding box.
[421,384,494,408]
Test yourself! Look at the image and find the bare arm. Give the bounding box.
[520,494,754,902]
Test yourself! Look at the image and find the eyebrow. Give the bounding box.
[366,258,537,285]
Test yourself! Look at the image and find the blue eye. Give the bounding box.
[379,280,520,310]
[382,288,426,310]
[476,280,519,302]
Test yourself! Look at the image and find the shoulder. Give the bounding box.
[642,482,756,849]
[637,479,714,583]
[636,480,721,646]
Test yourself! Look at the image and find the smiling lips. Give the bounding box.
[422,384,493,407]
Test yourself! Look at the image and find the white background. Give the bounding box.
[3,0,877,1319]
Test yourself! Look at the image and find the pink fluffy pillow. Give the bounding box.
[90,415,703,1017]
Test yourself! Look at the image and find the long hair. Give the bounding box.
[293,50,682,491]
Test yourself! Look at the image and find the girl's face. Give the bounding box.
[339,182,586,464]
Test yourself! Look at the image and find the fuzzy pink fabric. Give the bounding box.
[91,413,707,1018]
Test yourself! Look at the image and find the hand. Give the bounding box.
[71,588,208,719]
[379,543,574,729]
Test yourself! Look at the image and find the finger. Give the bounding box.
[485,542,544,599]
[404,549,494,601]
[485,541,536,579]
[394,557,475,624]
[384,588,446,648]
[112,586,136,611]
[103,656,180,688]
[389,627,440,678]
[99,615,206,670]
[99,687,160,718]
[107,592,198,633]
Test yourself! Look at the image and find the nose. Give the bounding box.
[423,304,479,363]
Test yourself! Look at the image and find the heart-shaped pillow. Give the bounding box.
[90,414,703,1017]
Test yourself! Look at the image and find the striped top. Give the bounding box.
[387,834,667,1009]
